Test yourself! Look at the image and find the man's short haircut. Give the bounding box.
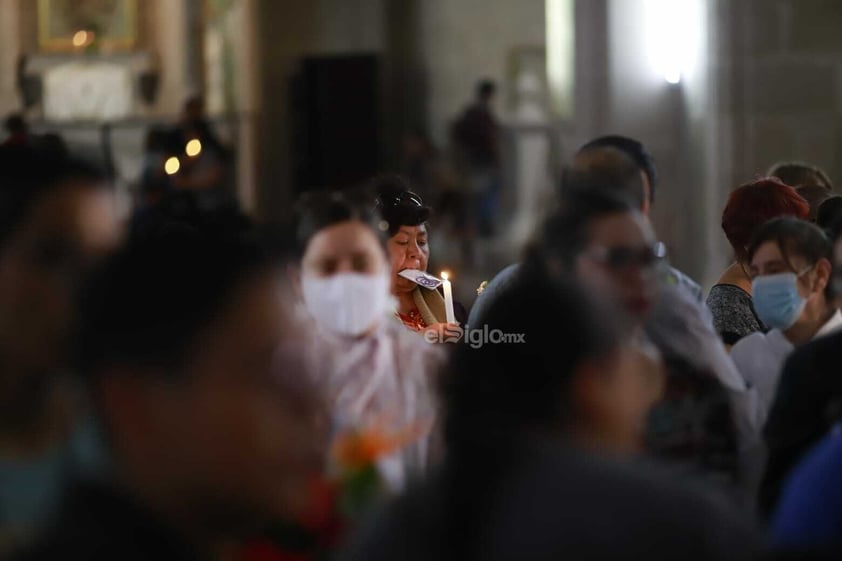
[568,146,647,210]
[578,135,657,203]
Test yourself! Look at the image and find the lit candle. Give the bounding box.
[441,271,456,324]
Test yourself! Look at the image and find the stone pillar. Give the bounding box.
[235,0,259,214]
[151,0,191,115]
[0,0,20,116]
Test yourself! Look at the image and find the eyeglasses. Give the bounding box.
[584,241,667,271]
[375,190,425,209]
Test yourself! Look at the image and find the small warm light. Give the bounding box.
[72,30,94,48]
[164,156,180,175]
[440,271,449,281]
[185,138,202,157]
[72,31,87,47]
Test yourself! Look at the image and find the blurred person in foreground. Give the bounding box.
[342,271,760,561]
[574,134,704,302]
[17,228,324,561]
[293,189,444,495]
[761,219,842,516]
[0,146,121,554]
[709,178,810,347]
[470,134,701,326]
[770,426,842,558]
[469,152,753,488]
[529,188,745,489]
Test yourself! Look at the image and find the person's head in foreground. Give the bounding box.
[747,217,835,342]
[55,228,323,555]
[295,188,391,339]
[443,271,658,457]
[0,145,120,433]
[528,188,663,327]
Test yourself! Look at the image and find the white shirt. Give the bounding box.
[308,316,445,491]
[732,310,842,427]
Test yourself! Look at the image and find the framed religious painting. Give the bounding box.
[37,0,139,52]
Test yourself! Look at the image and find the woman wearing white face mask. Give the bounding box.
[731,217,841,427]
[293,190,445,492]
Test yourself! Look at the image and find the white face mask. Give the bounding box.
[301,272,391,337]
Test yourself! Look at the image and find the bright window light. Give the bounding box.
[644,0,703,85]
[546,0,575,117]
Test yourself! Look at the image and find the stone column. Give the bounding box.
[0,0,20,116]
[151,0,191,115]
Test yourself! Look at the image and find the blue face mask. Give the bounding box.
[752,272,807,331]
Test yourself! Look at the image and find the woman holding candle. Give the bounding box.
[373,175,466,338]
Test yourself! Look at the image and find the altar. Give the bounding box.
[24,52,157,122]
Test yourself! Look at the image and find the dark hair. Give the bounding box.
[796,184,834,222]
[817,196,842,236]
[370,174,431,237]
[183,95,205,112]
[566,147,647,210]
[747,217,834,300]
[767,161,833,191]
[526,187,636,271]
[721,177,810,262]
[0,144,108,249]
[442,270,621,451]
[294,188,386,257]
[74,226,274,378]
[129,190,252,242]
[4,113,26,134]
[476,79,496,100]
[578,135,657,202]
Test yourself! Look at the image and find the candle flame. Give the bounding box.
[440,271,449,280]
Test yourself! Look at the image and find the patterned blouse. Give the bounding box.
[706,284,767,346]
[396,308,427,332]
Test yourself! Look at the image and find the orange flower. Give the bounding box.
[331,419,430,471]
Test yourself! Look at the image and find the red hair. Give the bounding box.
[722,177,810,262]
